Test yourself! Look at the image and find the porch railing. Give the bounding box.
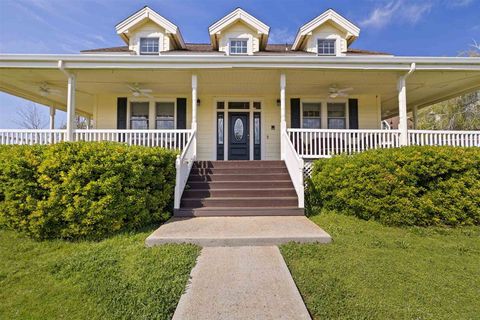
[0,129,67,145]
[409,130,480,147]
[287,129,402,158]
[0,129,194,151]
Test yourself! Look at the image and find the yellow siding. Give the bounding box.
[93,93,380,161]
[217,21,260,54]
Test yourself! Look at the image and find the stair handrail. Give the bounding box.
[174,130,196,209]
[282,130,305,208]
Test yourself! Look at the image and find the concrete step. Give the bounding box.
[182,188,297,198]
[187,180,295,189]
[181,197,299,208]
[190,167,288,175]
[188,173,291,182]
[146,216,332,247]
[193,160,285,169]
[175,207,304,217]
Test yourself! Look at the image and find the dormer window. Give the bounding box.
[140,38,159,55]
[230,39,248,55]
[317,39,336,56]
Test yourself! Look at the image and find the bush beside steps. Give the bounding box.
[0,142,177,240]
[307,146,480,227]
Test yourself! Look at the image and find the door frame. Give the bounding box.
[213,98,265,160]
[228,112,250,160]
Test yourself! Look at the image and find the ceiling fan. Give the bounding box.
[39,82,62,97]
[329,85,353,98]
[127,83,153,98]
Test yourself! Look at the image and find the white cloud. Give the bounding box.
[448,0,474,6]
[361,0,434,29]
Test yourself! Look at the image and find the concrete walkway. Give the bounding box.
[172,246,311,320]
[146,216,331,319]
[146,216,331,247]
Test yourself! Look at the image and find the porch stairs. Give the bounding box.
[175,161,304,217]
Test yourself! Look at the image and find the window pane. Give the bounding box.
[131,102,149,129]
[328,103,346,117]
[317,39,336,55]
[217,116,224,145]
[228,101,249,109]
[303,118,321,129]
[254,116,260,144]
[217,101,225,109]
[328,119,346,129]
[140,38,159,54]
[327,103,346,129]
[156,102,174,129]
[230,39,248,54]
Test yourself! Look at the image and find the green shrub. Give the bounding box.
[308,146,480,227]
[0,142,177,240]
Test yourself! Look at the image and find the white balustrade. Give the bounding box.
[0,129,67,145]
[287,129,402,158]
[409,130,480,147]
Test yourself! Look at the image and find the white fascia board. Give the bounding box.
[292,9,360,50]
[115,7,185,49]
[1,55,479,71]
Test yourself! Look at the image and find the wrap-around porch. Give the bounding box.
[1,57,479,210]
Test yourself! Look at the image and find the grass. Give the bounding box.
[281,211,480,320]
[0,228,200,320]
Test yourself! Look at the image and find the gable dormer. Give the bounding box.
[115,6,186,55]
[292,9,360,56]
[209,8,270,55]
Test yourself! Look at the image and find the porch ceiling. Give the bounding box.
[1,67,479,118]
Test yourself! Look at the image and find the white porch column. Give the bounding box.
[397,63,416,146]
[280,73,286,159]
[413,105,418,129]
[49,106,56,129]
[66,73,76,141]
[191,74,197,131]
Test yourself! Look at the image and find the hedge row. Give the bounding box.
[308,146,480,227]
[0,142,177,240]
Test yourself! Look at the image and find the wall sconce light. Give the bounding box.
[197,98,201,106]
[276,99,281,106]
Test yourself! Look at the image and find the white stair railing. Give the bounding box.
[409,130,480,147]
[282,130,304,208]
[174,131,197,210]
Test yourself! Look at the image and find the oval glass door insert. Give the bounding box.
[234,118,244,141]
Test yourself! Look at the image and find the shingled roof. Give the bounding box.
[80,44,391,56]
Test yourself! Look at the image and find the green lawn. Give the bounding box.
[281,212,480,320]
[0,229,200,320]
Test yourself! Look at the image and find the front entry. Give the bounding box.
[228,112,250,160]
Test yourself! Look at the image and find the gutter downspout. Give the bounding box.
[398,62,416,146]
[58,60,76,141]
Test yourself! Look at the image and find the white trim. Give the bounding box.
[1,55,479,71]
[115,6,186,49]
[209,8,270,50]
[292,9,360,50]
[214,98,265,160]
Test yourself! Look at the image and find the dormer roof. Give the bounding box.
[292,9,360,51]
[115,6,186,49]
[208,8,270,50]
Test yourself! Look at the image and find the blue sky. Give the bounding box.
[0,0,479,128]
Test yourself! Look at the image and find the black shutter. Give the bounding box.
[290,98,301,128]
[117,97,127,129]
[348,99,359,129]
[176,98,187,129]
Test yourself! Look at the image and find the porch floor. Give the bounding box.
[145,216,331,247]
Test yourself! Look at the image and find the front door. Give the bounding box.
[228,112,250,160]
